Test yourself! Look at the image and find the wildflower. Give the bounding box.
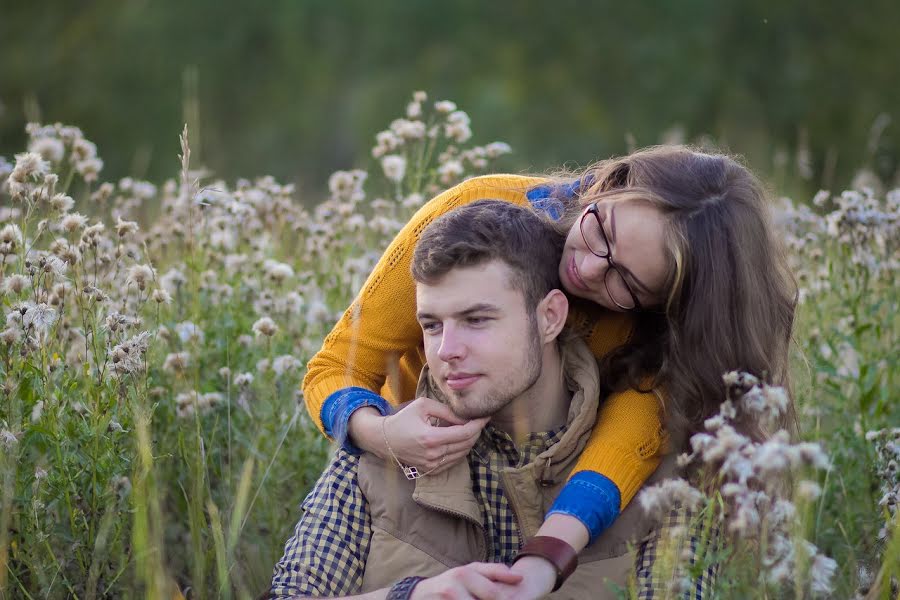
[0,327,22,345]
[437,159,464,185]
[28,137,65,163]
[151,288,172,304]
[113,475,132,498]
[41,255,68,278]
[105,311,141,333]
[638,478,704,520]
[327,170,367,202]
[264,259,294,283]
[175,321,204,344]
[0,428,19,450]
[60,212,88,233]
[234,372,254,387]
[108,331,152,375]
[162,351,191,373]
[434,100,457,114]
[381,155,407,183]
[1,274,29,296]
[796,480,822,501]
[272,354,302,377]
[484,142,512,158]
[252,316,278,338]
[444,111,472,143]
[402,193,425,209]
[12,151,50,180]
[34,467,48,481]
[50,193,74,212]
[406,100,422,119]
[126,264,155,291]
[22,303,58,332]
[115,216,139,237]
[108,420,125,433]
[0,223,23,255]
[809,553,837,596]
[160,268,187,293]
[390,118,426,140]
[75,158,103,182]
[31,401,44,423]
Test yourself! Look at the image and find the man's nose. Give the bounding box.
[437,325,466,362]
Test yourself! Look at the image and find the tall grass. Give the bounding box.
[0,93,896,598]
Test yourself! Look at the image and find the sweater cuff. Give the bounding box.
[546,471,622,543]
[320,387,391,455]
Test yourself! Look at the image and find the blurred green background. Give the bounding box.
[2,0,898,200]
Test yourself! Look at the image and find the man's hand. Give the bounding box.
[350,398,488,473]
[410,563,523,599]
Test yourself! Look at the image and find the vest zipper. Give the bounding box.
[414,500,489,562]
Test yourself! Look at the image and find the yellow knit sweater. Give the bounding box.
[302,174,666,509]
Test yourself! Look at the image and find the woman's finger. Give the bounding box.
[416,397,467,426]
[422,418,489,447]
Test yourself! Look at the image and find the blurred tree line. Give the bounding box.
[1,0,898,200]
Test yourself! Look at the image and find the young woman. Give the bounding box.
[302,145,797,592]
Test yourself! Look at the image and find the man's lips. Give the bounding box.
[445,373,481,391]
[567,255,589,291]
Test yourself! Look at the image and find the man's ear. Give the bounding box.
[536,289,569,344]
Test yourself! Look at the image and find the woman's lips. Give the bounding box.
[567,255,589,291]
[446,374,481,390]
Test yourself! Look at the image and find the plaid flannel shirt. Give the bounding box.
[269,425,717,598]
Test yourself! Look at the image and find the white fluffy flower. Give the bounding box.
[381,155,407,183]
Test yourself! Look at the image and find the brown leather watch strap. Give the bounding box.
[513,535,579,592]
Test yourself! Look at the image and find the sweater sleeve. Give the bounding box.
[547,306,668,540]
[302,174,548,436]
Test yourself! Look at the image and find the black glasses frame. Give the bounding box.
[579,203,643,311]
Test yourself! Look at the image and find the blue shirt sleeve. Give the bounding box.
[320,387,391,455]
[526,177,587,221]
[546,471,622,543]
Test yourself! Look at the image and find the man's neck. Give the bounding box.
[488,345,570,442]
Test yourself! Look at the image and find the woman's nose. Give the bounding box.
[579,253,609,283]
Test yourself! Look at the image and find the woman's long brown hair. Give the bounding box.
[550,145,798,450]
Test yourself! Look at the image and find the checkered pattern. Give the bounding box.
[269,451,370,597]
[469,425,566,563]
[634,506,720,599]
[270,429,717,598]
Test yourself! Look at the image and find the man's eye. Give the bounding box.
[467,316,490,325]
[420,322,441,334]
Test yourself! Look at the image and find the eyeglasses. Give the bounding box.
[579,203,643,311]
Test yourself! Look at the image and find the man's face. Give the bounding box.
[416,260,543,419]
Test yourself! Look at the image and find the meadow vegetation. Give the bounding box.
[0,92,896,598]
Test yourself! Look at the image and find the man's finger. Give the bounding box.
[469,562,524,584]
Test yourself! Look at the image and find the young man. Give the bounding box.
[269,201,704,599]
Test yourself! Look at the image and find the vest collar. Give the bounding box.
[413,336,600,512]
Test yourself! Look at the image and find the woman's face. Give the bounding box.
[559,199,669,311]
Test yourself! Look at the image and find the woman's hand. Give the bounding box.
[348,398,488,473]
[410,563,522,600]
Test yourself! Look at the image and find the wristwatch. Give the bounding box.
[386,576,425,600]
[513,535,579,592]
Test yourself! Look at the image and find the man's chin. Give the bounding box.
[444,393,493,421]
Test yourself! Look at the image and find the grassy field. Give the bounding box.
[0,93,896,599]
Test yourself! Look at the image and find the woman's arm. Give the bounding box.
[302,174,547,452]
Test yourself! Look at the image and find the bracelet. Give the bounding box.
[513,535,578,592]
[381,415,445,480]
[386,575,425,600]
